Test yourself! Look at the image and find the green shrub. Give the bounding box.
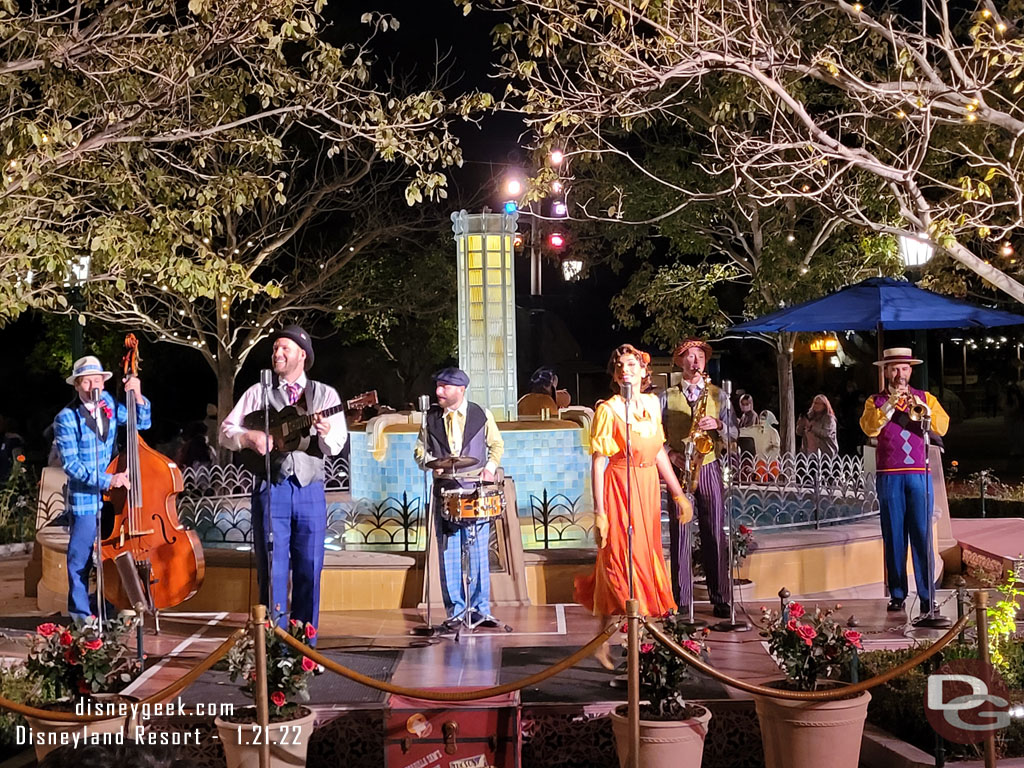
[861,644,1024,760]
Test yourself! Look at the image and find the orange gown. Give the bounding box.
[574,394,677,617]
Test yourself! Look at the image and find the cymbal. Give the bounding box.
[425,456,476,472]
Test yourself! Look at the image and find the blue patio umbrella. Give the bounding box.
[730,277,1024,333]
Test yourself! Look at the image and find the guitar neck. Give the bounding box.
[288,403,346,431]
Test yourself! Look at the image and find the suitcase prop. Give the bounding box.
[384,691,521,768]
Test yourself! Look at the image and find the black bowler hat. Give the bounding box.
[271,325,315,370]
[433,367,470,387]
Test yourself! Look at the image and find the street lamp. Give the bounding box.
[66,254,91,360]
[898,233,934,268]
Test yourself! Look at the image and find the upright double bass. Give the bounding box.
[101,334,205,612]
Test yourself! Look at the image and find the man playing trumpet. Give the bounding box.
[860,347,949,616]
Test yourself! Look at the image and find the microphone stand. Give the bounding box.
[91,388,106,634]
[713,379,751,633]
[913,409,951,629]
[412,395,441,638]
[623,382,635,601]
[260,370,277,627]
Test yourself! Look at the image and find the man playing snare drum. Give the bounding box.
[414,367,505,630]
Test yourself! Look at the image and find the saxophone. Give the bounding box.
[679,372,715,493]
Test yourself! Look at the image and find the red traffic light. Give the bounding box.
[549,232,565,249]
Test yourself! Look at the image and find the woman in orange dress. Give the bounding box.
[575,344,692,668]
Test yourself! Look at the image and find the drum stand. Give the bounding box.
[446,519,513,642]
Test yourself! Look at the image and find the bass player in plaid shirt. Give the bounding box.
[53,355,151,621]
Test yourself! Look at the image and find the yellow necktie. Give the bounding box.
[445,410,464,455]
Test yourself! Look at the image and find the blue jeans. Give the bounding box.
[877,473,934,604]
[67,513,98,620]
[252,477,326,635]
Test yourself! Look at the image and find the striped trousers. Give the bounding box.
[670,459,729,607]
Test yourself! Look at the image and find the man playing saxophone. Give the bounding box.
[861,347,949,618]
[661,339,737,618]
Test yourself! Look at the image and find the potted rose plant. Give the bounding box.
[754,601,869,768]
[609,612,713,768]
[20,614,141,758]
[216,618,322,768]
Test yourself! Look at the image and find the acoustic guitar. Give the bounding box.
[238,403,346,472]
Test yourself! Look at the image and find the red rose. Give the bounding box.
[682,639,702,654]
[84,638,103,651]
[301,656,317,672]
[843,629,863,649]
[100,402,113,419]
[63,650,78,665]
[788,602,805,619]
[59,632,73,647]
[78,680,91,694]
[270,691,286,707]
[289,619,301,628]
[796,624,817,646]
[37,623,59,637]
[786,618,798,632]
[640,643,654,654]
[304,624,317,640]
[739,525,751,535]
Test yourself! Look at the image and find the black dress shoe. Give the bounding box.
[887,598,905,612]
[712,603,732,619]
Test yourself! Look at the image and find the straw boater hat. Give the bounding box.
[66,355,113,386]
[874,347,923,367]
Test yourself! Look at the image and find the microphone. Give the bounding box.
[418,395,430,412]
[621,381,633,402]
[260,369,274,390]
[90,388,103,404]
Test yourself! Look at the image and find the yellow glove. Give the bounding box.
[594,513,609,549]
[674,494,693,524]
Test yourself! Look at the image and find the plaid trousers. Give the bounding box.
[435,502,491,618]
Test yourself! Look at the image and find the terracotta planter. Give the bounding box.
[215,707,316,768]
[753,686,870,768]
[24,704,133,760]
[609,703,712,768]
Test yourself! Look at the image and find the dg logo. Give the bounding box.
[924,658,1011,743]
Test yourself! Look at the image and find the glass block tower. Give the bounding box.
[450,209,519,420]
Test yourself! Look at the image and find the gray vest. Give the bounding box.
[266,379,331,487]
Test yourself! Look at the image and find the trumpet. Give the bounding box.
[895,392,929,422]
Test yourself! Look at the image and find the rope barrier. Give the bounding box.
[0,628,244,722]
[274,622,621,702]
[644,612,971,701]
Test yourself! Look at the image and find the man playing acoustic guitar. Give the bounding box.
[220,325,347,632]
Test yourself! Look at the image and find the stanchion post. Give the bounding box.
[956,576,968,645]
[975,591,996,768]
[626,598,640,768]
[252,605,271,768]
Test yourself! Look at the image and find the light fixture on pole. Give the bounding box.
[898,234,934,268]
[66,254,92,360]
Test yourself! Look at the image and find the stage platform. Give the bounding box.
[0,552,967,768]
[952,517,1024,582]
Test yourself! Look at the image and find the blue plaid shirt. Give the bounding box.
[54,392,152,517]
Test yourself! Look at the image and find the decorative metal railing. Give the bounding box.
[728,450,878,529]
[172,450,876,551]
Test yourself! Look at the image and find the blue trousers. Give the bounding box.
[67,513,98,620]
[252,477,326,633]
[435,505,491,619]
[877,473,934,604]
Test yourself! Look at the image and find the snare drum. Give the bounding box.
[440,486,504,522]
